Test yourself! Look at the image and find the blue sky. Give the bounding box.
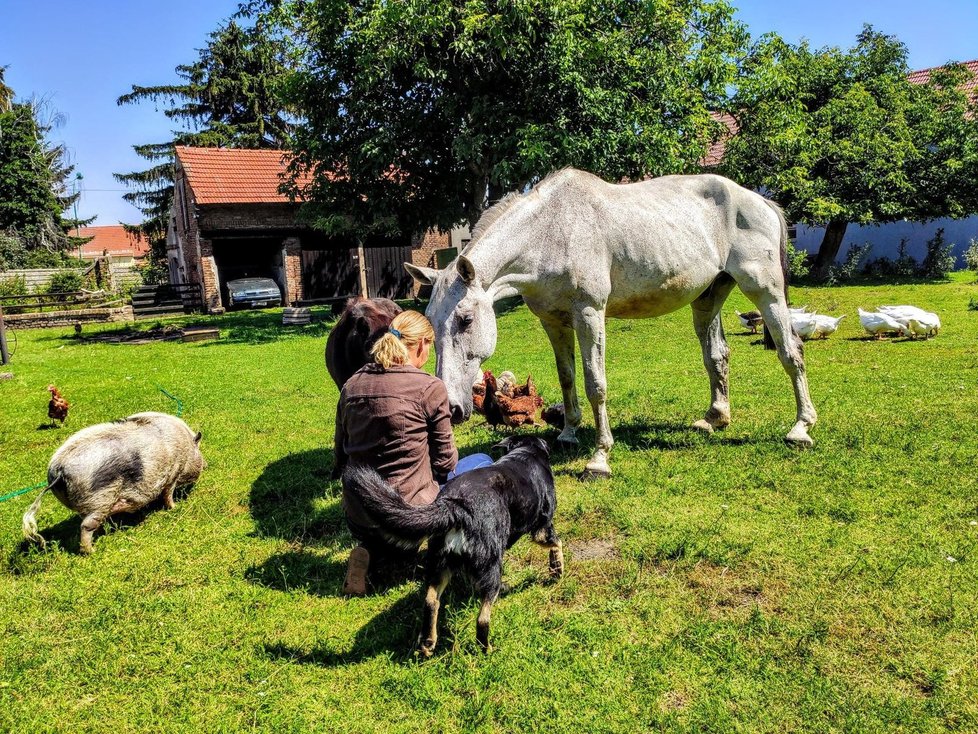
[2,0,976,226]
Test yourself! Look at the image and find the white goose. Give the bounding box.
[811,314,846,339]
[790,312,819,340]
[879,305,941,339]
[858,308,907,339]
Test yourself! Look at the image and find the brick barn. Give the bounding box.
[167,146,467,313]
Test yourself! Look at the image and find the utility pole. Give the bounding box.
[0,303,10,366]
[73,172,83,260]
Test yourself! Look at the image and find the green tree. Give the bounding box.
[115,19,295,276]
[0,68,87,270]
[722,27,978,280]
[269,0,748,234]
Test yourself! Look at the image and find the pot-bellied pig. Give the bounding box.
[23,412,204,554]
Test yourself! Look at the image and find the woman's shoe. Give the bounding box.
[343,545,370,596]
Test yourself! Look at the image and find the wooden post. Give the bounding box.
[0,303,10,365]
[357,240,369,298]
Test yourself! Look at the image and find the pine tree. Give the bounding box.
[114,19,294,278]
[0,67,89,269]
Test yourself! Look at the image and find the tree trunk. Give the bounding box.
[811,219,850,281]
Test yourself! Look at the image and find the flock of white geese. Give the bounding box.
[735,305,941,341]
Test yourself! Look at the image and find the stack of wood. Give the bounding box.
[283,307,311,326]
[473,370,544,427]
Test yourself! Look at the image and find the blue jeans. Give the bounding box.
[445,453,494,483]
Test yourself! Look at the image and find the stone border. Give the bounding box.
[4,306,134,330]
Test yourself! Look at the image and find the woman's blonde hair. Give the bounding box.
[371,310,434,369]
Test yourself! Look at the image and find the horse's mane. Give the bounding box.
[467,169,576,249]
[468,192,524,247]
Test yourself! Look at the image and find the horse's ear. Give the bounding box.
[404,262,438,285]
[456,256,477,285]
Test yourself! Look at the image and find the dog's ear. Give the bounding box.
[490,437,512,456]
[535,436,551,455]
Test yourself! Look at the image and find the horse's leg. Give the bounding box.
[736,276,817,447]
[539,317,582,447]
[691,275,737,434]
[574,305,613,479]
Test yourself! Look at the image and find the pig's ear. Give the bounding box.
[194,432,202,444]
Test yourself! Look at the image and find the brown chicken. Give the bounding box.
[47,385,69,426]
[495,391,544,427]
[472,380,486,415]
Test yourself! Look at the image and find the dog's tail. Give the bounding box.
[342,464,459,548]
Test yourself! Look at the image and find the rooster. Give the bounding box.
[481,370,506,428]
[47,385,69,426]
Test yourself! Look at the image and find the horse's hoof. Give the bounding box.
[785,427,814,448]
[579,466,612,481]
[691,419,715,434]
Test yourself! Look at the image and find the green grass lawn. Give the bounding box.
[1,274,977,733]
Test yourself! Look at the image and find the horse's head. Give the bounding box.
[405,256,497,424]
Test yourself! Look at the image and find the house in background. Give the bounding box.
[704,61,978,266]
[168,146,468,313]
[76,225,151,266]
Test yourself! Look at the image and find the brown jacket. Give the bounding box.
[335,364,458,517]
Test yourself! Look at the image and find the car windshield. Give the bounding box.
[229,279,278,291]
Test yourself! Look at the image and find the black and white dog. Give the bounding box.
[342,435,564,656]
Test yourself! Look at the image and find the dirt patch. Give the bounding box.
[567,538,618,561]
[685,561,778,617]
[659,690,690,712]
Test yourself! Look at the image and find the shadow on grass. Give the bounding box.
[249,448,344,543]
[7,485,197,569]
[261,591,425,665]
[571,419,759,452]
[244,548,423,598]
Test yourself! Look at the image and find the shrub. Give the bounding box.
[827,243,872,284]
[919,228,956,280]
[785,240,810,280]
[865,239,918,279]
[964,239,978,273]
[0,275,29,313]
[969,297,978,312]
[46,269,84,294]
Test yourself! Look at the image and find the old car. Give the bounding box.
[226,278,283,309]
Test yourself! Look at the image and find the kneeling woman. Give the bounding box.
[334,310,489,594]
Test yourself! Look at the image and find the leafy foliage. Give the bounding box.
[919,228,957,280]
[115,19,295,272]
[826,243,872,285]
[45,269,83,294]
[785,239,810,280]
[722,27,978,280]
[963,238,978,273]
[270,0,748,233]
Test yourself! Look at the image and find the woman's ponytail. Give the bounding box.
[370,310,435,369]
[371,332,411,369]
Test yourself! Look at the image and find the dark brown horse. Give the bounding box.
[325,297,403,389]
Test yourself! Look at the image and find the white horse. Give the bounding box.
[405,169,816,478]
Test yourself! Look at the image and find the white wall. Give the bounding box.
[795,215,978,266]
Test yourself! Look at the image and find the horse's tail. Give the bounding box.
[761,199,790,351]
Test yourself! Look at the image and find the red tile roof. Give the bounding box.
[702,112,739,168]
[76,226,151,259]
[174,146,313,205]
[906,59,978,99]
